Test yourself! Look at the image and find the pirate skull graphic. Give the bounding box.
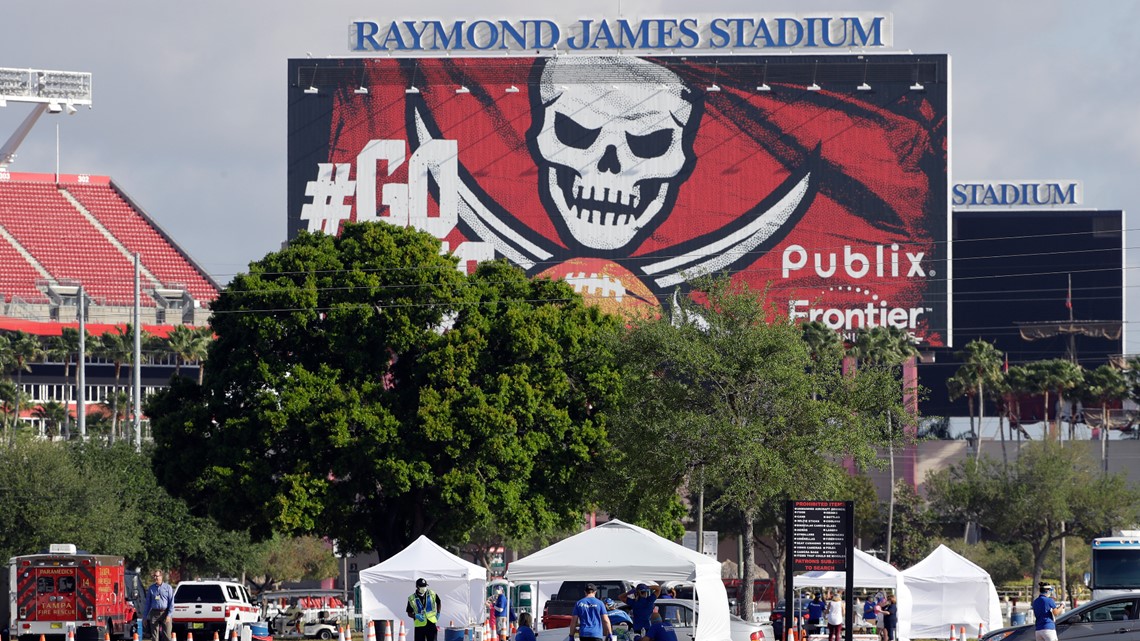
[527,56,703,253]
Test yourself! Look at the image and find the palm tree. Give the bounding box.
[191,326,214,384]
[32,401,70,439]
[1004,364,1035,446]
[6,331,45,387]
[166,325,212,381]
[98,390,131,439]
[45,328,83,439]
[94,326,134,443]
[1020,360,1081,440]
[848,325,918,563]
[955,340,1004,461]
[0,379,29,446]
[1079,364,1128,472]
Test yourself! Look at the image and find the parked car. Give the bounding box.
[541,580,642,629]
[171,580,259,640]
[981,594,1140,641]
[537,598,771,641]
[766,597,811,640]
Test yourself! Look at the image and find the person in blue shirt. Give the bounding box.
[515,612,536,641]
[493,587,510,641]
[862,596,877,632]
[604,598,633,629]
[620,584,661,633]
[144,569,174,641]
[643,613,677,641]
[1032,583,1063,641]
[571,584,613,641]
[806,594,825,641]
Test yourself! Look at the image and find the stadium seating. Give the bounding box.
[0,175,218,309]
[66,183,217,303]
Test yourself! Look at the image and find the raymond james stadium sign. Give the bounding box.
[349,14,892,52]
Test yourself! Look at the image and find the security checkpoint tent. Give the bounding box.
[506,519,731,641]
[359,536,488,626]
[793,548,912,641]
[901,544,1003,639]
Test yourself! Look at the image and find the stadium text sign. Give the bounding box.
[953,180,1083,208]
[350,15,891,52]
[288,54,948,345]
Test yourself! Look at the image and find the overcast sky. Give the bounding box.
[2,0,1138,351]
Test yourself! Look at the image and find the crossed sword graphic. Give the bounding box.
[410,103,818,303]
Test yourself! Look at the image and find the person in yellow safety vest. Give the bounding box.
[406,578,442,641]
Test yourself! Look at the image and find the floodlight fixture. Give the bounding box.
[0,67,92,107]
[46,102,62,114]
[455,86,470,94]
[910,82,925,91]
[707,84,721,92]
[756,84,771,92]
[303,86,318,94]
[505,85,520,93]
[857,82,872,91]
[65,102,77,115]
[405,86,420,94]
[807,83,821,91]
[354,86,369,95]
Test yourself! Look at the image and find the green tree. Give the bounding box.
[611,278,907,619]
[0,379,29,446]
[46,328,84,439]
[245,535,339,592]
[1022,359,1084,440]
[94,326,134,443]
[885,480,933,568]
[849,325,919,564]
[148,222,622,558]
[926,442,1140,587]
[166,325,212,382]
[1078,364,1129,472]
[948,340,1003,460]
[5,331,45,387]
[32,401,70,439]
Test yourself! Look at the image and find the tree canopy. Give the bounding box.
[148,222,623,557]
[607,277,910,619]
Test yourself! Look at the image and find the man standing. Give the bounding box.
[407,579,441,641]
[571,584,612,641]
[1032,583,1064,641]
[144,569,174,641]
[620,584,660,634]
[493,586,509,641]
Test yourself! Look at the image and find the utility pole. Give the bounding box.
[133,253,142,451]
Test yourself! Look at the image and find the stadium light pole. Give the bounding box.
[133,253,142,452]
[77,286,86,441]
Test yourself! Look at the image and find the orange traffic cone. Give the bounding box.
[188,633,194,641]
[40,635,46,641]
[398,622,407,641]
[173,634,179,641]
[346,627,352,641]
[979,623,985,639]
[960,627,966,641]
[133,633,139,641]
[339,628,346,641]
[949,626,956,641]
[231,629,238,641]
[105,632,112,641]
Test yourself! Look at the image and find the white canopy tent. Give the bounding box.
[901,545,1003,639]
[359,536,488,627]
[792,548,912,641]
[506,520,732,641]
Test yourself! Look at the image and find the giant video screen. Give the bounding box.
[288,54,950,345]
